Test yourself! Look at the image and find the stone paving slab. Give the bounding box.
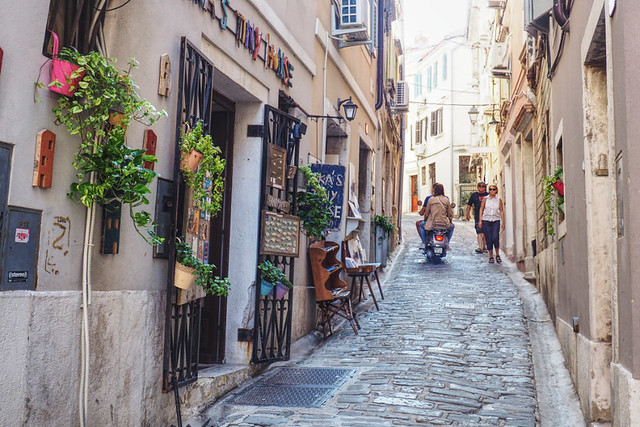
[192,216,563,426]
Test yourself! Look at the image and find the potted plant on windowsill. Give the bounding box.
[257,260,293,299]
[296,166,333,242]
[179,120,226,216]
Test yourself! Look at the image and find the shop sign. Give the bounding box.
[186,0,294,87]
[310,164,345,231]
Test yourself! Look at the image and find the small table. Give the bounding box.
[346,264,382,311]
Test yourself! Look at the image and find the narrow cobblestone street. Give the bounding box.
[195,214,577,426]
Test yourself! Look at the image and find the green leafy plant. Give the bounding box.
[257,260,293,288]
[179,121,226,216]
[296,166,333,240]
[374,214,396,241]
[175,238,230,296]
[541,166,564,236]
[45,48,166,245]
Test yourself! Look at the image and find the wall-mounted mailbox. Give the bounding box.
[1,206,42,291]
[33,130,56,188]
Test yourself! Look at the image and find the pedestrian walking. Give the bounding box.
[465,181,489,253]
[478,184,504,263]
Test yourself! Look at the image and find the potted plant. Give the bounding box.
[541,166,564,236]
[179,121,226,216]
[174,238,199,290]
[374,214,396,242]
[195,264,230,297]
[44,48,166,245]
[257,260,293,299]
[174,238,230,296]
[296,166,333,241]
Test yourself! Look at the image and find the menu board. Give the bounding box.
[260,210,300,257]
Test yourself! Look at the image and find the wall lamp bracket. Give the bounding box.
[307,96,358,122]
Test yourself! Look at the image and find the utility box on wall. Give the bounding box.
[1,207,42,291]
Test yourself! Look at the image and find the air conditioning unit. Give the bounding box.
[337,0,371,42]
[394,81,409,111]
[490,42,508,69]
[340,0,369,28]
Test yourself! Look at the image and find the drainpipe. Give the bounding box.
[375,0,384,111]
[321,31,329,163]
[552,0,569,30]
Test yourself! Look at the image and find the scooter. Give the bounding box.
[423,228,449,262]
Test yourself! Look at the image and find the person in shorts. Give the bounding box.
[465,182,489,253]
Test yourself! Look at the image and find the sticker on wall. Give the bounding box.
[15,228,30,243]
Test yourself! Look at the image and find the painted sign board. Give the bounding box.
[310,164,346,231]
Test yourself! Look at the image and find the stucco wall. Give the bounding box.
[0,291,172,426]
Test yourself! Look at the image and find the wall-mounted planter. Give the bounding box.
[48,31,85,97]
[260,279,275,296]
[180,149,203,172]
[274,282,290,300]
[174,262,196,290]
[552,179,564,196]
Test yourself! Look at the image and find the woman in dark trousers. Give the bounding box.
[478,184,505,263]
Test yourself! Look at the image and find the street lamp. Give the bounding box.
[468,105,479,125]
[307,96,359,122]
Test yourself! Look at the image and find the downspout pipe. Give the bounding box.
[375,0,384,110]
[552,0,569,30]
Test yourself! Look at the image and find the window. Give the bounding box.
[44,0,107,55]
[426,67,432,92]
[423,118,428,143]
[414,73,422,97]
[429,163,436,188]
[433,62,438,88]
[442,54,447,80]
[415,120,422,144]
[430,109,443,136]
[421,166,427,185]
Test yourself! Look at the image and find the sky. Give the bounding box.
[402,0,470,49]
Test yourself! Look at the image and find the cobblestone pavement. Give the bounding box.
[201,215,540,426]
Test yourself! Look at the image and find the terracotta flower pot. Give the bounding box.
[174,262,196,290]
[180,149,204,172]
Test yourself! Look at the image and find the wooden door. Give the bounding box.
[410,175,419,211]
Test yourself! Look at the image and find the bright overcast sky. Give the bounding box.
[402,0,470,48]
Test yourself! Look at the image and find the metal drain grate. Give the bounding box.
[229,367,355,408]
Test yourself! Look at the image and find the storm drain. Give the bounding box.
[229,367,355,408]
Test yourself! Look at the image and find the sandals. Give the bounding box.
[475,248,483,254]
[489,257,494,263]
[496,255,502,263]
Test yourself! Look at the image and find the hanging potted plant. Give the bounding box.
[195,263,230,297]
[541,166,565,236]
[174,238,230,295]
[43,48,166,245]
[174,239,199,290]
[296,166,333,241]
[257,260,293,299]
[179,121,226,216]
[47,30,85,97]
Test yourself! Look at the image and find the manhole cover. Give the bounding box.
[229,367,354,408]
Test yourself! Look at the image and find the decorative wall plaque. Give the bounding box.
[266,144,286,189]
[260,210,300,257]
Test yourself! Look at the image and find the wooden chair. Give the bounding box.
[341,241,384,311]
[309,241,360,339]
